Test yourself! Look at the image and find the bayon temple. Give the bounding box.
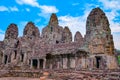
[0,7,118,70]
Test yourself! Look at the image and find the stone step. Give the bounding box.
[0,69,120,79]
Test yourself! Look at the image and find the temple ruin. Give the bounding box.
[0,7,118,71]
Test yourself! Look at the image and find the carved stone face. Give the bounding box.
[85,7,114,55]
[62,26,72,43]
[86,7,110,35]
[74,31,83,42]
[49,13,58,26]
[5,24,18,39]
[23,22,40,38]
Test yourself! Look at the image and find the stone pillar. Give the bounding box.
[81,57,86,69]
[94,57,96,69]
[75,56,78,69]
[50,63,52,69]
[37,59,40,69]
[2,54,5,64]
[85,57,87,69]
[89,58,93,70]
[63,57,68,69]
[57,61,60,69]
[43,58,46,69]
[59,56,62,69]
[8,55,11,63]
[30,59,33,69]
[70,57,75,68]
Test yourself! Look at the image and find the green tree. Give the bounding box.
[118,55,120,65]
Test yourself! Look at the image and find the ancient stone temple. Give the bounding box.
[0,7,118,71]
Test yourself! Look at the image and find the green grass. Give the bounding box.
[118,55,120,65]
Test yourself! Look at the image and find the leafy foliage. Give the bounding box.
[118,55,120,65]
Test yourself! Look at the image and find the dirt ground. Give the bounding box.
[0,77,40,80]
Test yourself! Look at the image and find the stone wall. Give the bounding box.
[0,7,118,70]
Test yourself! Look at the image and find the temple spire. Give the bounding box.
[49,13,58,26]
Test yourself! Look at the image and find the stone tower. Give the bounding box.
[0,8,118,71]
[4,23,18,48]
[5,23,18,40]
[84,7,118,69]
[23,22,40,38]
[74,31,84,44]
[49,13,58,26]
[3,24,18,65]
[62,26,72,43]
[85,7,114,55]
[42,13,63,44]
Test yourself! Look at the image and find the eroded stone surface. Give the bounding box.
[5,23,18,40]
[23,22,40,38]
[74,31,83,44]
[62,26,72,43]
[0,7,118,77]
[49,13,58,26]
[42,14,63,44]
[84,7,117,69]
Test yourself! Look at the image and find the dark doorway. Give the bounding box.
[33,59,38,69]
[67,54,70,69]
[14,50,17,59]
[4,55,8,64]
[21,54,24,62]
[40,59,44,69]
[95,56,101,68]
[46,54,52,69]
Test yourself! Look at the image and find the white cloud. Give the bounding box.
[99,0,120,10]
[58,4,92,40]
[26,8,30,12]
[9,6,19,12]
[16,0,39,7]
[111,22,120,33]
[113,33,120,50]
[38,5,59,18]
[18,21,28,36]
[37,25,45,34]
[0,29,5,41]
[59,15,86,40]
[16,0,59,18]
[0,34,4,41]
[0,6,19,12]
[16,0,59,13]
[105,10,120,33]
[0,29,5,34]
[0,6,9,12]
[39,5,58,14]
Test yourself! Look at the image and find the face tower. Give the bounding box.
[84,7,118,69]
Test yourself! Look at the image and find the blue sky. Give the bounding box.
[0,0,120,49]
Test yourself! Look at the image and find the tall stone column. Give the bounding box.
[57,58,60,69]
[75,56,78,69]
[70,57,75,68]
[50,62,52,69]
[2,54,5,64]
[63,57,68,69]
[59,55,62,69]
[37,59,40,69]
[30,59,33,69]
[43,58,46,69]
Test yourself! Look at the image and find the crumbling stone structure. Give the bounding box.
[0,8,118,70]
